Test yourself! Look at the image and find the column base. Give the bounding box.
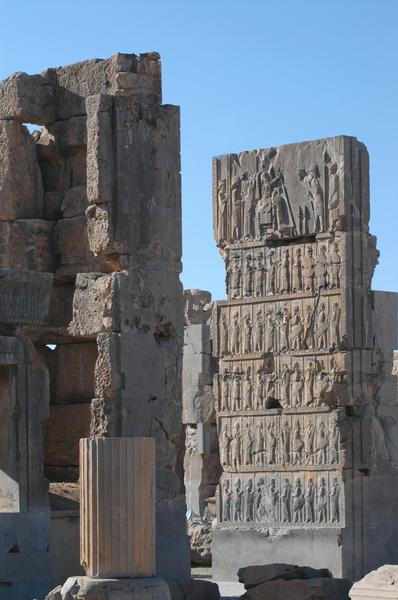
[57,576,171,599]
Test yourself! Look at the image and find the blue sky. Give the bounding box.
[1,0,397,300]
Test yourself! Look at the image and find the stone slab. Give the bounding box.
[60,576,171,600]
[350,565,398,600]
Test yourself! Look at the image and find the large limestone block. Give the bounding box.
[86,94,114,205]
[0,270,53,325]
[0,72,54,124]
[59,576,170,600]
[0,120,44,220]
[80,437,155,578]
[349,565,398,600]
[238,563,332,588]
[0,219,53,271]
[242,576,351,600]
[68,273,116,339]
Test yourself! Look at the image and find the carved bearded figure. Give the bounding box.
[292,477,304,523]
[281,478,291,523]
[245,479,255,522]
[222,479,232,521]
[255,253,265,296]
[217,179,228,242]
[292,247,303,292]
[291,306,304,350]
[220,313,229,355]
[330,303,341,347]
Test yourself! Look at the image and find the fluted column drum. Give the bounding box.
[80,437,156,578]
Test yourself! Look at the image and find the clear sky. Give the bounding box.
[1,0,397,300]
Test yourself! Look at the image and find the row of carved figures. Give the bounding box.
[220,359,344,411]
[220,474,341,525]
[219,302,342,356]
[227,243,341,298]
[216,161,342,244]
[220,417,341,469]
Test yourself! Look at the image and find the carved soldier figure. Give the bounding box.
[329,243,341,288]
[220,424,232,466]
[304,362,315,406]
[291,362,303,407]
[328,415,340,465]
[316,303,328,349]
[303,247,315,293]
[231,257,242,298]
[304,304,315,349]
[292,420,304,465]
[254,422,265,466]
[231,177,242,241]
[267,421,277,465]
[300,163,324,233]
[264,310,276,351]
[244,254,254,297]
[281,478,292,523]
[328,163,341,231]
[291,305,304,350]
[292,247,303,292]
[242,177,256,239]
[304,478,315,522]
[280,249,290,294]
[231,312,241,354]
[315,245,328,289]
[255,369,265,410]
[265,372,277,404]
[330,477,340,522]
[280,364,291,407]
[256,477,267,521]
[231,422,242,469]
[243,367,253,410]
[304,419,315,465]
[281,419,291,464]
[255,252,265,297]
[330,302,341,348]
[221,369,230,411]
[220,313,229,356]
[280,306,290,351]
[222,479,232,521]
[233,478,244,521]
[266,478,279,522]
[245,478,255,522]
[316,420,328,465]
[242,423,254,466]
[292,477,304,523]
[217,179,228,243]
[314,361,328,406]
[243,312,253,353]
[253,310,264,352]
[266,250,276,295]
[316,476,328,523]
[231,369,241,411]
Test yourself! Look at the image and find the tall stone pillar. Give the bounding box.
[80,437,155,578]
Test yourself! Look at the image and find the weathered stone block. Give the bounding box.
[86,94,114,205]
[61,185,87,218]
[44,403,91,466]
[0,270,53,325]
[0,72,54,124]
[184,289,212,325]
[0,219,53,272]
[242,577,351,600]
[349,564,398,599]
[68,273,116,339]
[238,563,332,588]
[54,343,97,404]
[60,576,171,600]
[184,324,211,355]
[94,333,122,399]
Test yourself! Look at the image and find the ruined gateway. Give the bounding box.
[0,53,190,599]
[212,137,398,581]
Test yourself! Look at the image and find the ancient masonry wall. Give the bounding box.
[0,53,189,599]
[211,136,398,580]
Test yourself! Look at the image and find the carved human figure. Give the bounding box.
[304,478,315,522]
[328,163,341,231]
[233,478,244,521]
[221,370,230,411]
[243,367,253,410]
[220,424,232,466]
[316,420,328,465]
[242,177,256,239]
[304,419,315,465]
[291,305,304,350]
[281,478,291,523]
[243,312,253,353]
[255,253,265,297]
[292,477,304,523]
[266,478,279,522]
[303,247,315,293]
[317,303,328,349]
[217,179,228,242]
[316,476,328,523]
[231,177,242,241]
[231,370,241,411]
[265,372,277,404]
[254,423,265,466]
[220,313,229,356]
[256,478,266,521]
[266,421,277,465]
[304,362,315,406]
[330,303,341,348]
[328,416,340,465]
[253,310,264,353]
[291,362,303,407]
[242,423,254,466]
[281,419,291,464]
[315,245,328,289]
[329,477,340,523]
[231,312,241,354]
[264,310,276,351]
[244,254,254,297]
[280,306,290,351]
[280,364,291,407]
[280,249,290,294]
[329,243,341,289]
[266,250,276,295]
[245,478,255,522]
[292,420,304,465]
[231,258,242,298]
[300,163,324,233]
[304,304,315,349]
[255,369,265,410]
[292,247,303,292]
[230,423,242,469]
[222,479,232,521]
[314,361,328,406]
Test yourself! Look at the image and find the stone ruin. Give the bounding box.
[211,136,398,581]
[0,53,190,599]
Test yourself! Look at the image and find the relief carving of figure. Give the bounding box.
[304,362,315,406]
[221,369,230,411]
[328,416,340,465]
[217,179,228,243]
[317,303,328,349]
[330,303,341,348]
[231,369,241,411]
[256,478,266,521]
[291,306,304,350]
[265,372,277,404]
[266,250,276,295]
[300,163,324,233]
[292,247,303,292]
[242,176,256,239]
[266,478,279,522]
[316,420,328,465]
[243,367,253,410]
[267,421,277,465]
[280,364,291,407]
[253,310,264,353]
[220,424,232,467]
[316,476,328,523]
[329,243,341,289]
[281,478,292,523]
[231,177,242,241]
[264,310,276,352]
[231,257,242,298]
[245,478,255,522]
[303,247,315,293]
[254,422,265,466]
[222,479,232,521]
[233,478,244,521]
[244,254,254,297]
[328,163,341,231]
[291,362,303,407]
[329,477,340,523]
[280,306,290,351]
[230,422,242,469]
[315,245,328,289]
[255,369,265,410]
[220,313,229,356]
[304,305,315,349]
[242,423,254,466]
[305,478,315,522]
[292,420,304,465]
[243,312,253,353]
[305,419,315,465]
[231,312,241,354]
[292,477,304,523]
[281,419,291,464]
[314,361,328,406]
[280,249,290,294]
[255,252,265,297]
